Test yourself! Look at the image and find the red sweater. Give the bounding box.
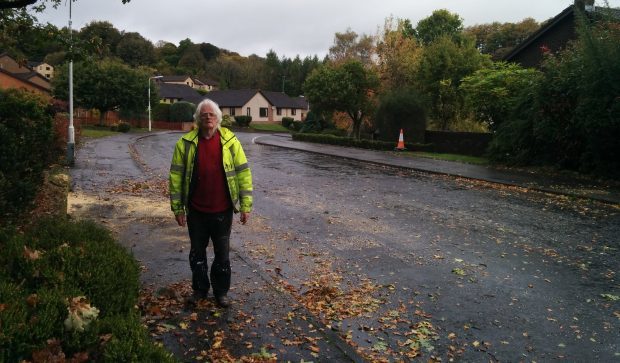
[190,131,232,213]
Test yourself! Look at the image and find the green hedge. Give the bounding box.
[153,103,171,122]
[234,115,252,127]
[293,133,433,151]
[0,218,174,363]
[169,101,196,123]
[281,117,294,128]
[0,89,58,221]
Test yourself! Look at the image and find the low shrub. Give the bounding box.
[281,117,294,128]
[0,88,58,221]
[153,103,171,122]
[234,115,252,127]
[0,218,172,362]
[169,101,196,123]
[221,114,233,127]
[117,122,131,133]
[291,121,303,131]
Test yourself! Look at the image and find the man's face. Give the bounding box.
[199,104,218,131]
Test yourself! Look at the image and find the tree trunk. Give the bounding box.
[98,111,106,127]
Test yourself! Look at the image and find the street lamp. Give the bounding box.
[148,76,163,132]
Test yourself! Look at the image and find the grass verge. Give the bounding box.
[403,151,489,165]
[250,123,289,132]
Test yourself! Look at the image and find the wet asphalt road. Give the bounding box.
[134,131,619,362]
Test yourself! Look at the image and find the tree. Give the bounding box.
[116,31,155,67]
[465,18,539,59]
[415,9,463,45]
[79,21,121,59]
[328,29,375,65]
[304,60,379,139]
[0,0,129,10]
[374,89,427,143]
[376,16,421,91]
[177,44,206,74]
[460,62,540,130]
[52,58,153,124]
[415,35,491,130]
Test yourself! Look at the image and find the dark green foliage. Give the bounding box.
[0,218,172,363]
[169,101,196,123]
[234,115,252,127]
[374,89,427,144]
[291,121,303,131]
[0,89,57,220]
[281,117,294,128]
[299,111,322,133]
[489,14,620,177]
[293,133,433,152]
[153,103,171,122]
[117,122,131,133]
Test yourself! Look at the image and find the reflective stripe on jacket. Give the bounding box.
[169,127,253,215]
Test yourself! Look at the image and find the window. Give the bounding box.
[46,66,50,70]
[259,108,268,117]
[230,107,236,116]
[276,108,282,116]
[246,107,251,116]
[291,109,296,116]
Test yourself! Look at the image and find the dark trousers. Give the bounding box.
[187,208,233,297]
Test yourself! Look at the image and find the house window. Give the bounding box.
[246,107,251,116]
[276,108,282,116]
[46,66,50,70]
[292,109,296,116]
[230,107,236,116]
[259,108,268,117]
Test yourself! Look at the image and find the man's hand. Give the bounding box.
[240,211,250,225]
[175,214,186,227]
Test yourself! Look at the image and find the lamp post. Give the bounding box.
[148,76,163,131]
[66,0,75,165]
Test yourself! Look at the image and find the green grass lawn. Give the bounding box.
[250,123,289,132]
[403,151,489,165]
[81,125,118,138]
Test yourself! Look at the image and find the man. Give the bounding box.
[169,98,253,308]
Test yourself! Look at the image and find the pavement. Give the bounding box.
[253,133,620,205]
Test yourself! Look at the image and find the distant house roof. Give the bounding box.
[206,89,309,109]
[206,89,260,107]
[160,75,191,83]
[504,3,620,67]
[157,83,204,104]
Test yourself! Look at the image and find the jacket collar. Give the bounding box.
[182,127,235,147]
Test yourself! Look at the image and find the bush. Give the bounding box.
[488,14,620,177]
[0,218,173,362]
[234,115,252,127]
[117,122,131,133]
[291,121,303,131]
[281,117,294,128]
[153,103,171,122]
[374,89,427,144]
[0,89,57,221]
[221,114,233,128]
[169,101,196,123]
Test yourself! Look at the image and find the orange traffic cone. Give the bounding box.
[394,129,406,151]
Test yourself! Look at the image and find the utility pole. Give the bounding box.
[66,0,75,166]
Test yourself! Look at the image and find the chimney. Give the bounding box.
[575,0,595,12]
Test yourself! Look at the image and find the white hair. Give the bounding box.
[194,98,223,129]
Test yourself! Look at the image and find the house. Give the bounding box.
[27,61,54,79]
[206,89,309,123]
[157,82,204,104]
[159,75,218,92]
[0,53,51,97]
[504,0,618,68]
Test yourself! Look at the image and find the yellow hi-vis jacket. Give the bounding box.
[169,127,253,215]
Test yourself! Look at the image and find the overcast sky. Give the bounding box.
[35,0,620,59]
